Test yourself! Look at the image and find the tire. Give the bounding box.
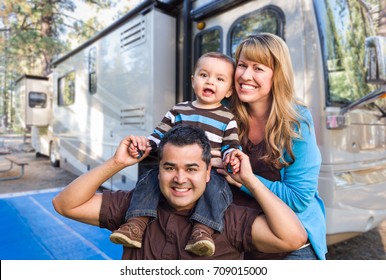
[49,142,60,167]
[35,152,43,158]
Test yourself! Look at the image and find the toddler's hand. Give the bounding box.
[128,143,141,158]
[224,150,241,174]
[228,157,240,174]
[127,135,151,159]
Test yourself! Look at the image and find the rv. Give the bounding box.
[16,0,386,245]
[14,74,51,131]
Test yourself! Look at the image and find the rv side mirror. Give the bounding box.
[364,36,386,84]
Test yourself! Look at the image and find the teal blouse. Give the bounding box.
[240,106,327,260]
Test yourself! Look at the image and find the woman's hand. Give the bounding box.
[225,149,255,188]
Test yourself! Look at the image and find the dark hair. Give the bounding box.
[159,124,211,167]
[193,52,235,73]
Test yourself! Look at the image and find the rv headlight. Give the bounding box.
[334,166,386,190]
[334,172,354,189]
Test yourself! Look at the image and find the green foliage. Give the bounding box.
[0,0,122,130]
[0,0,116,77]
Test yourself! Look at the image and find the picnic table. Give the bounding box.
[0,155,29,181]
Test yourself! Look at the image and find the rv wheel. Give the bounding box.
[35,152,43,158]
[49,142,60,167]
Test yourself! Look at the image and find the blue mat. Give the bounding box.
[0,189,122,260]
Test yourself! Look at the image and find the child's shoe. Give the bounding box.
[185,223,215,256]
[109,217,148,248]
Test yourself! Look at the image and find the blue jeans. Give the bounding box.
[125,168,233,232]
[282,244,318,260]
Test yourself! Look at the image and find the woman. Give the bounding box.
[221,33,327,260]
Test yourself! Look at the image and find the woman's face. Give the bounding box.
[234,53,273,105]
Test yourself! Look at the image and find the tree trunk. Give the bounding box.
[379,0,386,36]
[40,5,54,76]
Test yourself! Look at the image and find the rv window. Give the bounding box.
[229,7,284,57]
[29,92,47,108]
[88,47,97,94]
[314,0,385,109]
[58,71,75,106]
[195,27,222,60]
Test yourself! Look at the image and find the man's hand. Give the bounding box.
[114,135,152,166]
[210,150,223,168]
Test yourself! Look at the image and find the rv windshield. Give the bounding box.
[314,0,386,109]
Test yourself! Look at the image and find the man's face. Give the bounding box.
[158,143,211,211]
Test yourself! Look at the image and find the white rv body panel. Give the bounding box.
[49,8,176,189]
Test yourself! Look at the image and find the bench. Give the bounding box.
[0,155,29,181]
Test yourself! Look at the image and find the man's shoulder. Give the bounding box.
[102,189,132,200]
[221,203,261,253]
[224,203,262,225]
[101,189,133,214]
[100,190,133,230]
[226,202,263,213]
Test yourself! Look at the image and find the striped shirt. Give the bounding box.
[148,101,241,157]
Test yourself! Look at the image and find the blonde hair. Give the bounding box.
[230,33,306,169]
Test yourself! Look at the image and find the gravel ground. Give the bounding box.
[1,135,386,260]
[327,224,386,260]
[0,135,78,194]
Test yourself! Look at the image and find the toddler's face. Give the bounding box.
[191,57,234,108]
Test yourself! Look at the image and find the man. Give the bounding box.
[53,125,306,259]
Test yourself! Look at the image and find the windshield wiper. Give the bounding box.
[340,85,386,115]
[373,103,386,119]
[327,85,386,129]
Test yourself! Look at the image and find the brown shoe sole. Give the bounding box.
[109,232,142,248]
[185,240,215,256]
